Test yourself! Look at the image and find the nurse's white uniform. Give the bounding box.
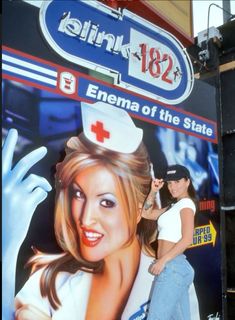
[16,252,200,320]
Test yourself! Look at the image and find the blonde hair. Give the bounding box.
[31,133,156,309]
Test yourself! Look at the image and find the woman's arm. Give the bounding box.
[2,129,52,320]
[141,179,165,220]
[150,207,194,275]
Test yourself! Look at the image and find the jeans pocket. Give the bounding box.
[154,265,169,283]
[172,261,194,287]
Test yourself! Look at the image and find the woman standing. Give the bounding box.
[142,164,198,320]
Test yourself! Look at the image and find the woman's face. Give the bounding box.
[71,165,130,262]
[167,178,190,200]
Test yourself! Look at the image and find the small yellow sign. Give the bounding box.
[190,220,217,248]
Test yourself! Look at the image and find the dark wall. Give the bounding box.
[221,70,235,204]
[220,69,235,320]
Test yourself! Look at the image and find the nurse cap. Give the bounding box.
[81,101,143,153]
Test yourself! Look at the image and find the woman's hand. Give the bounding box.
[148,257,167,275]
[2,128,52,251]
[151,178,164,193]
[15,304,51,320]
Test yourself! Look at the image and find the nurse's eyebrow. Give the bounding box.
[71,182,82,190]
[97,192,116,198]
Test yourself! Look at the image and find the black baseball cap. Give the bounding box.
[164,164,190,181]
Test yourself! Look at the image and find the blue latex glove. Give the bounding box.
[2,128,52,250]
[2,128,52,320]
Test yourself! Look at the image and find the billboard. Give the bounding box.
[2,1,222,319]
[38,0,194,105]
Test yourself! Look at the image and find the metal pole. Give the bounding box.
[222,0,231,23]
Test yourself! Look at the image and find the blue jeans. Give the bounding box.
[147,254,195,320]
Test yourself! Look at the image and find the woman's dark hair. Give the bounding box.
[163,177,199,225]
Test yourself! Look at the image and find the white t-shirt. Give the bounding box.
[158,198,196,242]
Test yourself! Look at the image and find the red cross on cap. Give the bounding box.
[91,121,110,143]
[81,101,143,153]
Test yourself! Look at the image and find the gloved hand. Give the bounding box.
[2,128,52,252]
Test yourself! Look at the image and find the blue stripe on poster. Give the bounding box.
[77,77,217,143]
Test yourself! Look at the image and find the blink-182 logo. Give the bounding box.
[39,0,194,105]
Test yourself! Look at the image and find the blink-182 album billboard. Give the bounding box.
[2,1,221,319]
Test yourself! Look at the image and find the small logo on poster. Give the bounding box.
[129,301,149,320]
[59,72,76,94]
[207,312,221,319]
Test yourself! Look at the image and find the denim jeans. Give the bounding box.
[147,254,195,320]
